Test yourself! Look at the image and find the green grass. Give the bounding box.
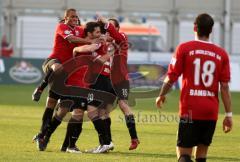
[0,85,240,162]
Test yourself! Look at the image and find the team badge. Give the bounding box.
[64,30,71,35]
[75,31,79,36]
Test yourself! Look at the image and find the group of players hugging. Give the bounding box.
[32,8,140,153]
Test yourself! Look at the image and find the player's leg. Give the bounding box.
[194,120,216,162]
[118,99,139,150]
[176,118,198,162]
[115,80,139,150]
[85,105,113,153]
[98,105,114,151]
[176,147,193,162]
[37,100,70,151]
[37,91,59,138]
[33,91,59,148]
[64,108,84,153]
[62,98,86,153]
[101,78,119,146]
[88,105,111,145]
[194,144,208,162]
[32,58,61,101]
[99,105,112,141]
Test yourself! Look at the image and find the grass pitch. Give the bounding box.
[0,85,240,162]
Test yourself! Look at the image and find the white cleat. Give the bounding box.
[66,146,82,154]
[85,145,101,153]
[85,142,114,153]
[93,143,114,153]
[108,142,114,151]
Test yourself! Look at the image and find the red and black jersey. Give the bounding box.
[106,23,129,84]
[66,43,111,88]
[168,40,231,120]
[48,23,84,64]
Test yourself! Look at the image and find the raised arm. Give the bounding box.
[105,23,126,43]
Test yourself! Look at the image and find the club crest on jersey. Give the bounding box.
[64,30,71,35]
[75,31,79,36]
[170,57,176,65]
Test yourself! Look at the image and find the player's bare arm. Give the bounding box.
[156,76,173,108]
[73,44,100,57]
[73,43,112,64]
[220,82,233,133]
[66,35,91,44]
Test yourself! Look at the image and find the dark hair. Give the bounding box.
[194,13,214,37]
[98,21,107,34]
[77,17,81,26]
[108,18,120,28]
[84,21,100,36]
[64,8,77,17]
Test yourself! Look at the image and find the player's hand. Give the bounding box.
[99,35,108,42]
[223,116,233,133]
[96,13,108,24]
[90,43,101,52]
[155,96,166,109]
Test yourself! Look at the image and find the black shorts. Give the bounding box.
[59,96,88,111]
[49,90,62,100]
[42,58,61,74]
[177,118,216,147]
[88,74,116,107]
[112,80,130,100]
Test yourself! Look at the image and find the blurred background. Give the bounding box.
[0,0,240,91]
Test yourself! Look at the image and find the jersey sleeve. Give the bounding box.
[219,52,231,82]
[76,26,85,38]
[167,44,184,83]
[57,24,73,39]
[106,23,127,43]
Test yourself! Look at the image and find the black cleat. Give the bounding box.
[32,88,42,102]
[33,135,49,151]
[60,146,67,152]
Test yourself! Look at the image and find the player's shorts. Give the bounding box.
[59,96,88,111]
[49,90,62,100]
[112,80,130,100]
[88,74,116,107]
[177,118,216,147]
[42,58,61,74]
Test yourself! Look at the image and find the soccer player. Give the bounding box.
[32,8,92,148]
[32,8,90,102]
[156,13,232,162]
[97,16,140,150]
[72,22,116,153]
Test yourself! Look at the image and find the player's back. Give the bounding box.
[178,40,230,120]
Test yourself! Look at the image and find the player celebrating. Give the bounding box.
[32,8,91,148]
[156,13,232,162]
[97,16,140,150]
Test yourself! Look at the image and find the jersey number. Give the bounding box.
[193,58,216,87]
